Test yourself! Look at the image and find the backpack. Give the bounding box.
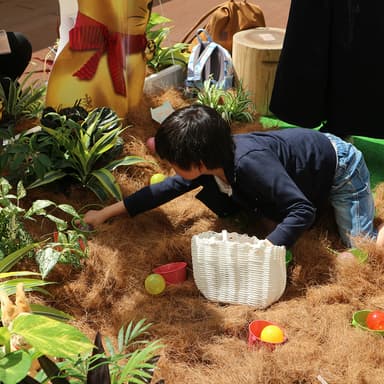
[181,0,266,53]
[185,29,233,90]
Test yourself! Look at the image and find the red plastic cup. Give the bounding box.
[152,262,187,284]
[248,320,287,350]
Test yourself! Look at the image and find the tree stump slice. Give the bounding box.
[232,27,285,117]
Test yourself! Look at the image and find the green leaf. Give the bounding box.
[0,327,11,346]
[0,278,52,296]
[35,248,62,279]
[106,156,150,171]
[0,271,40,279]
[0,243,37,273]
[27,170,67,189]
[12,313,94,358]
[29,304,73,322]
[0,350,32,384]
[45,214,67,230]
[16,181,26,201]
[116,341,163,384]
[56,204,80,218]
[88,169,122,201]
[25,200,56,217]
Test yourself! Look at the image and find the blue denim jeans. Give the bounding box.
[325,133,377,247]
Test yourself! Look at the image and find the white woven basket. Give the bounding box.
[191,230,287,308]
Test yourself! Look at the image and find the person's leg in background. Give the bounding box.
[0,31,32,94]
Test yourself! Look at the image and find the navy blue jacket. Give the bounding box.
[124,128,337,247]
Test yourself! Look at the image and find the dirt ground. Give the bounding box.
[25,88,384,384]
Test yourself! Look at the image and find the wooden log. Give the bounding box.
[232,27,285,117]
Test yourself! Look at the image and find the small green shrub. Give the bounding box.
[29,107,150,201]
[0,177,88,277]
[196,79,255,124]
[0,73,46,137]
[146,12,190,72]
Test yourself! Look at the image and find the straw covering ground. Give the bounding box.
[24,89,384,384]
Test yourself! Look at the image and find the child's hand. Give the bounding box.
[81,201,127,227]
[83,209,107,227]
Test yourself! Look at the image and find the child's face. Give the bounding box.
[171,163,202,180]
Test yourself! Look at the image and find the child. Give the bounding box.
[83,105,384,249]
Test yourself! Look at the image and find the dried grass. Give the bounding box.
[25,88,384,384]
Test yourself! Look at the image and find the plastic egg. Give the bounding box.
[144,273,166,295]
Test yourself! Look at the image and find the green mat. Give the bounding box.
[260,117,384,189]
[353,136,384,189]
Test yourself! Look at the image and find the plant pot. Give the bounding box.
[71,203,104,234]
[144,64,186,95]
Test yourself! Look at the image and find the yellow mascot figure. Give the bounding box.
[46,0,153,117]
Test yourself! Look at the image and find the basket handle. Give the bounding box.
[222,230,228,242]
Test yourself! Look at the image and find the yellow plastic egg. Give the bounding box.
[260,325,284,343]
[144,273,166,295]
[150,173,167,185]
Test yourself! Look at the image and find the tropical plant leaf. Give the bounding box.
[56,204,82,218]
[12,313,94,358]
[0,271,40,279]
[27,170,67,189]
[35,247,62,278]
[0,243,37,273]
[25,199,56,216]
[29,304,73,322]
[88,169,122,201]
[106,156,151,172]
[0,350,32,384]
[115,341,163,384]
[0,327,11,346]
[0,278,52,296]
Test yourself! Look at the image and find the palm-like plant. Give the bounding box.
[29,107,150,201]
[196,78,255,123]
[56,319,164,384]
[0,73,46,138]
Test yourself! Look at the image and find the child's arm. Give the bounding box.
[83,201,126,227]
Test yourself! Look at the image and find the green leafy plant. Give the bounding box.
[0,248,73,322]
[53,319,164,384]
[0,311,94,384]
[0,73,46,138]
[196,78,255,123]
[0,177,88,278]
[146,12,190,72]
[0,126,56,184]
[0,257,88,384]
[28,107,150,201]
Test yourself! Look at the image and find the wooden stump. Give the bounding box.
[232,27,285,117]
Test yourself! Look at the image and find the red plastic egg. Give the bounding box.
[366,310,384,330]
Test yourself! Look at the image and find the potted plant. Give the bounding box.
[27,107,151,201]
[0,73,46,138]
[144,12,190,94]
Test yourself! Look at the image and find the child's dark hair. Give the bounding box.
[155,105,234,170]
